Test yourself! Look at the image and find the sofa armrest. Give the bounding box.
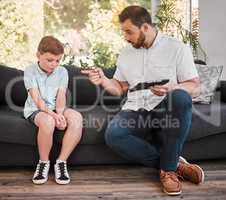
[220,81,226,102]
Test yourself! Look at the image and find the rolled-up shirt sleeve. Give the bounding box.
[176,45,199,83]
[113,54,127,81]
[24,67,37,90]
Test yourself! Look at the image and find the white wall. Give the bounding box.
[199,0,226,79]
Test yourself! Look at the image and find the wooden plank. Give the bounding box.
[0,161,226,200]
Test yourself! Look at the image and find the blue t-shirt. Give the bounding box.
[23,63,68,118]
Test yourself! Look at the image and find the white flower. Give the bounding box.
[79,56,94,67]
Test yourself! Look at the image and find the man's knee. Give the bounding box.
[105,120,125,148]
[168,89,192,110]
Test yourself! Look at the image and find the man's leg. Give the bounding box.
[105,110,160,168]
[153,89,204,195]
[154,89,193,172]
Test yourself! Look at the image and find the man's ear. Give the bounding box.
[141,23,149,32]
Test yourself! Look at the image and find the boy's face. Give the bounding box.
[37,52,63,74]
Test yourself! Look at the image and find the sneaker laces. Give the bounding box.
[34,162,49,179]
[57,162,69,179]
[161,171,179,183]
[177,161,199,181]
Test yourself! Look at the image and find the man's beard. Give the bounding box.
[131,31,145,49]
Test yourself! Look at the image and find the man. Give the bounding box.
[82,6,204,196]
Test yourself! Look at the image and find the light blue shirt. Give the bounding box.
[23,63,68,119]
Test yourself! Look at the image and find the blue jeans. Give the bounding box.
[105,89,192,171]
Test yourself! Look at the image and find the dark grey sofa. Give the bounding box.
[0,64,226,166]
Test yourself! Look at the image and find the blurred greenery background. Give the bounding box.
[0,0,198,69]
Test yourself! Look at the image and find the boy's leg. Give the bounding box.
[54,108,83,184]
[31,112,55,184]
[57,108,83,161]
[34,112,56,161]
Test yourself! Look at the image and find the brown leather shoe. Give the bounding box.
[160,170,182,196]
[177,157,205,184]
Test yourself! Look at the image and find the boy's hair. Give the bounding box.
[119,6,153,28]
[38,36,64,55]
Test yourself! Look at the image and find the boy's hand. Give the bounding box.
[54,113,67,130]
[81,67,106,86]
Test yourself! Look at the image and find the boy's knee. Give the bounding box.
[46,118,56,131]
[38,113,55,130]
[65,109,83,122]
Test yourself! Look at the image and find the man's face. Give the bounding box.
[121,19,145,48]
[37,52,62,74]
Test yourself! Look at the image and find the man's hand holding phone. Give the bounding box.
[150,81,177,96]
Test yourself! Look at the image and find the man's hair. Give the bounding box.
[119,6,153,28]
[38,36,64,55]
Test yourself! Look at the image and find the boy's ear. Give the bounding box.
[36,51,40,59]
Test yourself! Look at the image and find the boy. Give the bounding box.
[24,36,83,185]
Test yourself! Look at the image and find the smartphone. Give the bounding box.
[129,79,170,92]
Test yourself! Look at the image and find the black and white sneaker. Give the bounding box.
[32,160,50,184]
[54,160,70,184]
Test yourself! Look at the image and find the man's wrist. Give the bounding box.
[101,76,110,88]
[173,83,180,91]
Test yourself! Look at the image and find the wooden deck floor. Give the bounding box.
[0,160,226,200]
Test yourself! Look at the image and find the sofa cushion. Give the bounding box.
[0,65,27,106]
[220,81,226,102]
[192,64,223,104]
[65,65,100,106]
[54,105,121,145]
[0,65,124,108]
[0,106,37,145]
[1,99,226,146]
[189,100,226,141]
[64,65,125,106]
[0,105,121,146]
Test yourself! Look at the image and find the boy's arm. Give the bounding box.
[55,67,68,114]
[28,88,57,118]
[55,88,67,114]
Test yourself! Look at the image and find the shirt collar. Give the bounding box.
[36,62,58,75]
[149,31,162,49]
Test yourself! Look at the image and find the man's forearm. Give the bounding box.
[101,77,124,96]
[175,82,201,97]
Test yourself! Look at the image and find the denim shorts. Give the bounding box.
[27,109,68,125]
[28,110,41,125]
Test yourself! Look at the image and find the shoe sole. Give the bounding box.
[32,178,48,185]
[179,156,205,184]
[163,189,182,196]
[55,179,70,185]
